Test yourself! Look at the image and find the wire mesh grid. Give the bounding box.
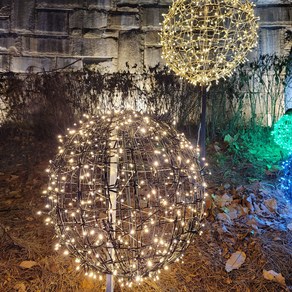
[45,110,206,285]
[161,0,258,85]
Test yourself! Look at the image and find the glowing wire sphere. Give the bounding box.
[45,110,205,285]
[161,0,258,85]
[272,113,292,151]
[280,155,292,203]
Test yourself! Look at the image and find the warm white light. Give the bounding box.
[161,0,258,85]
[44,110,207,286]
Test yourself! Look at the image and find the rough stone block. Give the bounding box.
[0,1,11,16]
[117,7,139,13]
[71,28,82,36]
[116,0,139,5]
[36,10,69,34]
[260,28,282,55]
[110,13,140,29]
[142,7,167,28]
[0,18,10,32]
[118,31,142,71]
[84,30,119,39]
[145,30,160,46]
[70,37,82,55]
[283,38,292,56]
[10,56,55,72]
[117,0,157,4]
[83,57,117,73]
[256,0,288,5]
[73,37,118,58]
[0,54,9,72]
[256,6,292,23]
[0,0,11,7]
[69,10,83,29]
[139,0,158,5]
[69,10,108,30]
[144,46,163,68]
[0,36,18,52]
[56,57,83,70]
[36,0,83,8]
[87,0,114,10]
[83,11,108,29]
[11,0,35,32]
[158,0,172,6]
[23,37,70,55]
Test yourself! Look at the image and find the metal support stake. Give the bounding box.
[199,85,207,166]
[106,127,118,292]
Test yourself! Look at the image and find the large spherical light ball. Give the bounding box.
[161,0,258,85]
[280,155,292,203]
[272,113,292,151]
[45,110,205,285]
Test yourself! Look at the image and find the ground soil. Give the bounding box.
[0,129,291,292]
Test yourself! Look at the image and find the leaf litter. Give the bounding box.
[0,131,291,291]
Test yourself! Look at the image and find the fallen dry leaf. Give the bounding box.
[214,144,221,152]
[226,207,238,220]
[244,195,254,212]
[259,203,271,214]
[217,213,231,222]
[215,193,233,208]
[287,223,292,231]
[48,262,59,274]
[225,251,246,272]
[263,269,286,286]
[253,202,262,214]
[205,195,213,210]
[246,221,259,232]
[14,282,26,292]
[236,205,249,217]
[19,260,38,269]
[81,277,95,289]
[264,198,277,212]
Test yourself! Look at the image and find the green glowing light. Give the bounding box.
[272,113,292,151]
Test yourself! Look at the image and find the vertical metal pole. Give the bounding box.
[106,274,114,292]
[106,127,118,292]
[199,85,207,165]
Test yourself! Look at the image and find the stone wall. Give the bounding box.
[256,1,292,56]
[0,0,291,73]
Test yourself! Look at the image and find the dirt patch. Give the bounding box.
[0,130,291,292]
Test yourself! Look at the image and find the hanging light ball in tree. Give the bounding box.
[272,112,292,151]
[44,110,206,286]
[161,0,258,85]
[280,155,292,203]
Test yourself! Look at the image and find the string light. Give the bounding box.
[42,110,207,285]
[280,154,292,203]
[273,111,292,203]
[272,113,292,151]
[161,0,258,85]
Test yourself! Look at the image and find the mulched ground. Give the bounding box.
[0,128,291,292]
